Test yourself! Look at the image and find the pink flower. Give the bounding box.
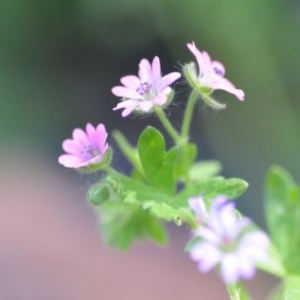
[111,56,181,117]
[188,196,269,283]
[58,123,109,170]
[186,42,244,101]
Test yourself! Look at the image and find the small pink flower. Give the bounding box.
[58,123,109,170]
[186,42,244,101]
[111,56,181,117]
[188,196,269,283]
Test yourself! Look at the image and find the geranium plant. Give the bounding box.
[58,42,300,299]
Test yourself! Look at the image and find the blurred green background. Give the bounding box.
[1,0,300,223]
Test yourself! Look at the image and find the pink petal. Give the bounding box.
[62,139,81,155]
[152,93,168,106]
[158,72,181,91]
[58,154,85,168]
[113,99,139,117]
[96,124,108,153]
[201,51,213,75]
[86,123,97,142]
[237,257,256,280]
[187,42,210,77]
[138,58,152,83]
[138,101,153,112]
[196,226,221,245]
[151,56,161,83]
[210,78,245,101]
[111,86,142,99]
[72,128,89,146]
[190,243,221,272]
[220,254,241,283]
[120,75,140,89]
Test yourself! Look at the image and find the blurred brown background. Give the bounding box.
[1,0,299,298]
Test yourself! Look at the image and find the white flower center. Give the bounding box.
[136,82,154,100]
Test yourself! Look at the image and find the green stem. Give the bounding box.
[103,165,117,175]
[155,108,181,144]
[112,130,144,175]
[181,89,198,141]
[226,282,252,300]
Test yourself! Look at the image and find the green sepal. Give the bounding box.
[88,183,111,206]
[201,94,226,110]
[264,165,300,275]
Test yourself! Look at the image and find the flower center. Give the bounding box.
[81,145,101,160]
[136,82,153,99]
[220,235,238,253]
[213,67,224,76]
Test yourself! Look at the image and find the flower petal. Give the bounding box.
[210,78,245,101]
[152,93,168,106]
[62,139,81,155]
[158,72,181,91]
[190,243,221,272]
[138,101,153,112]
[220,254,241,283]
[72,128,89,146]
[187,42,210,77]
[58,154,85,168]
[120,75,140,89]
[138,58,152,83]
[95,124,108,153]
[113,99,139,117]
[151,56,161,83]
[111,86,142,99]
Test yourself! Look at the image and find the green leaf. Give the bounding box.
[174,143,197,179]
[271,276,300,300]
[189,160,222,181]
[141,201,196,226]
[264,165,300,275]
[138,126,178,195]
[98,201,168,250]
[106,169,172,204]
[176,177,248,206]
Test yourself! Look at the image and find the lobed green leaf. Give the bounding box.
[264,166,300,275]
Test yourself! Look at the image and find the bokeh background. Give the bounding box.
[0,0,299,299]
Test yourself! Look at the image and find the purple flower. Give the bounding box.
[185,42,244,101]
[111,56,181,117]
[189,196,269,283]
[58,123,109,170]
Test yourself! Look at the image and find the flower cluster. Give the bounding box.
[188,196,269,283]
[57,41,276,296]
[59,41,245,171]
